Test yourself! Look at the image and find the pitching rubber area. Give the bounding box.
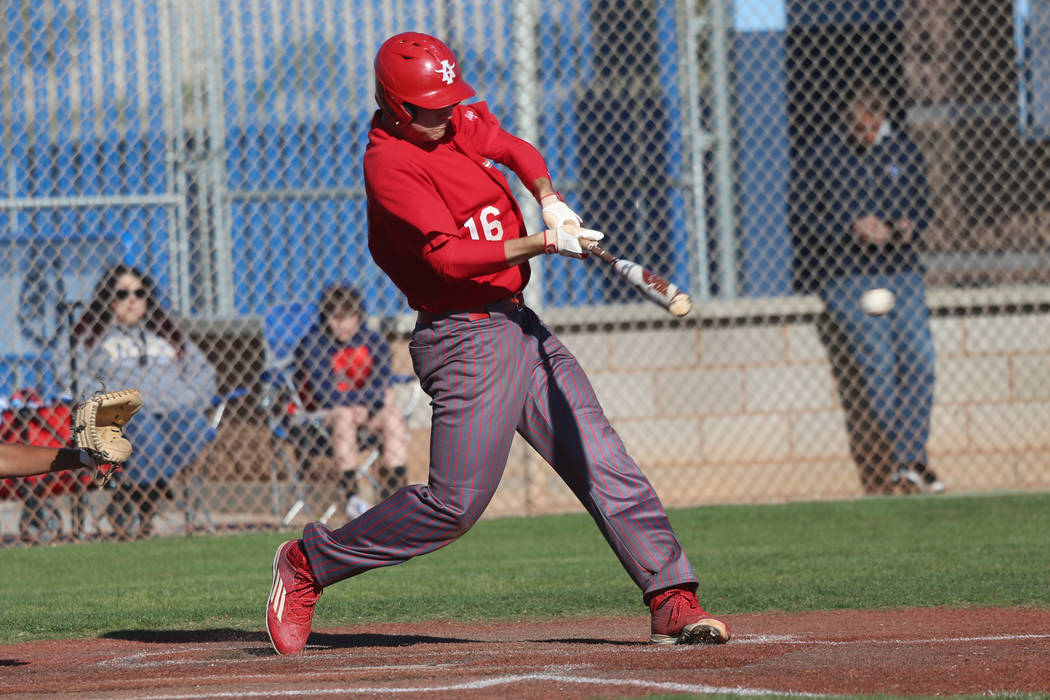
[4,607,1049,698]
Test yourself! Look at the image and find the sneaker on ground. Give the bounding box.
[649,587,730,645]
[266,539,322,655]
[918,471,946,494]
[345,494,371,518]
[895,464,945,495]
[890,467,923,486]
[890,466,926,494]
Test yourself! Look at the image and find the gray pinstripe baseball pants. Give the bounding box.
[301,301,698,600]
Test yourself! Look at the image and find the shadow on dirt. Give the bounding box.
[101,629,267,644]
[303,631,474,649]
[538,638,639,646]
[100,628,473,650]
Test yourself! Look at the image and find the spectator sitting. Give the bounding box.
[72,264,217,538]
[293,283,408,518]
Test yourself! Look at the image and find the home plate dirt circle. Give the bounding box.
[4,607,1049,698]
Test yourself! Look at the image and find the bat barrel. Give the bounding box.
[580,232,693,318]
[668,292,693,318]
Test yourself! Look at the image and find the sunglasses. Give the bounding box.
[114,288,147,300]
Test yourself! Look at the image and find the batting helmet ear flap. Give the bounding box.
[375,88,407,126]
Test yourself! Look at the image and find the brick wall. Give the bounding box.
[392,286,1050,517]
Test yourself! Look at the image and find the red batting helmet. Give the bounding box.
[374,32,475,126]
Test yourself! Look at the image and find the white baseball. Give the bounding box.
[860,288,895,316]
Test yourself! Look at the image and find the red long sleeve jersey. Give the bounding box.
[364,102,551,313]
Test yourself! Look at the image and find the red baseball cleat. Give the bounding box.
[266,540,322,655]
[649,586,731,645]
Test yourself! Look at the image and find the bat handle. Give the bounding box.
[583,239,618,264]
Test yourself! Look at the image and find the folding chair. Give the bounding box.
[176,387,249,535]
[258,303,422,527]
[257,302,319,526]
[0,389,86,544]
[98,396,233,540]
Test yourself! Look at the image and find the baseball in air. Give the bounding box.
[860,288,895,316]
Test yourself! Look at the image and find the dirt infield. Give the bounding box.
[4,607,1049,698]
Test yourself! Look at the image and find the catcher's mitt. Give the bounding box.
[74,388,144,485]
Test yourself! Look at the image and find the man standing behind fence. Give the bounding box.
[793,78,943,495]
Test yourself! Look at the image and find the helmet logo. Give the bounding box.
[436,59,457,85]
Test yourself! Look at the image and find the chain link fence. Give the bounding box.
[2,0,1049,545]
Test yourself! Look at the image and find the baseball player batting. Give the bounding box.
[266,32,730,655]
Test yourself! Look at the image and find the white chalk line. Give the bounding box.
[86,631,1050,698]
[727,633,1050,646]
[98,645,352,669]
[138,673,823,699]
[95,632,1050,671]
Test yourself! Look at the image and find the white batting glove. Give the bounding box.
[543,225,604,259]
[540,193,583,230]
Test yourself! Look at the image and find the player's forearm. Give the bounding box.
[504,232,549,266]
[0,444,91,478]
[530,176,556,202]
[427,231,549,275]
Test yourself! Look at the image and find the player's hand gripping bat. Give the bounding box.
[564,224,694,317]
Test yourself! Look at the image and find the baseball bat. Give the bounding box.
[573,230,693,317]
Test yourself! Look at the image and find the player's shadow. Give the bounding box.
[538,638,639,646]
[0,659,29,667]
[101,628,472,651]
[101,628,268,644]
[308,631,473,649]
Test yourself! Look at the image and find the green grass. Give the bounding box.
[1,491,1048,645]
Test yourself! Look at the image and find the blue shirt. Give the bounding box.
[791,125,934,292]
[293,322,392,412]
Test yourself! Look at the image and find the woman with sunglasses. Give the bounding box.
[72,264,216,539]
